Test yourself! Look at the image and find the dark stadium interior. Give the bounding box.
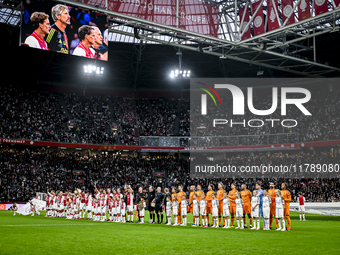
[1,3,340,205]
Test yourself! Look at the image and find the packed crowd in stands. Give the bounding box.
[0,85,340,146]
[152,98,177,136]
[136,99,154,136]
[64,94,117,144]
[1,145,339,203]
[0,86,76,143]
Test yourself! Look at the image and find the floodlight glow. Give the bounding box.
[169,69,191,79]
[84,64,104,75]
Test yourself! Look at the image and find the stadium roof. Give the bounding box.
[0,0,21,26]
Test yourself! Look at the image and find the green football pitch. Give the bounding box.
[0,211,339,254]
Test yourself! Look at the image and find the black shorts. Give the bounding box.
[155,203,163,214]
[148,204,155,212]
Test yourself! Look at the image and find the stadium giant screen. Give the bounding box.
[21,0,108,61]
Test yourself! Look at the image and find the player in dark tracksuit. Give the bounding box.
[155,187,164,224]
[147,186,156,223]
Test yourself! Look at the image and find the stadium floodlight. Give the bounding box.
[169,69,191,79]
[84,65,104,75]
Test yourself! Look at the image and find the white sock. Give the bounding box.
[174,217,178,224]
[300,213,302,220]
[303,213,305,220]
[282,219,286,229]
[253,219,256,228]
[130,214,133,222]
[278,220,281,229]
[241,220,244,228]
[237,219,240,227]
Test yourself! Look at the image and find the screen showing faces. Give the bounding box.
[21,0,108,61]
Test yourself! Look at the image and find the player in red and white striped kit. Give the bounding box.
[62,192,68,218]
[50,191,56,217]
[45,192,51,217]
[99,195,107,221]
[116,196,121,222]
[297,192,306,221]
[92,197,98,221]
[74,195,80,219]
[57,192,63,218]
[108,196,113,222]
[120,198,126,223]
[86,193,92,220]
[80,191,86,219]
[126,187,134,223]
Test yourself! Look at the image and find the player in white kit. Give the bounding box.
[235,192,244,229]
[172,196,179,226]
[251,190,260,230]
[138,197,146,224]
[191,194,200,227]
[200,194,207,227]
[297,192,306,221]
[111,196,116,222]
[262,190,272,230]
[180,194,188,226]
[165,197,173,225]
[116,197,121,222]
[222,193,231,228]
[211,193,219,228]
[120,198,126,223]
[275,190,286,231]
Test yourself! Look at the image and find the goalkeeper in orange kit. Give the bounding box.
[281,182,292,231]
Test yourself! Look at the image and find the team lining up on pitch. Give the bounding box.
[17,182,307,231]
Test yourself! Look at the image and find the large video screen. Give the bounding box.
[21,0,108,61]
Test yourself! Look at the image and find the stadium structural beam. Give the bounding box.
[54,0,340,77]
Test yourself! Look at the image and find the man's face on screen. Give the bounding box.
[94,29,103,45]
[40,19,51,35]
[86,30,95,45]
[59,9,70,25]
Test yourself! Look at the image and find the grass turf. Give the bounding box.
[0,211,339,254]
